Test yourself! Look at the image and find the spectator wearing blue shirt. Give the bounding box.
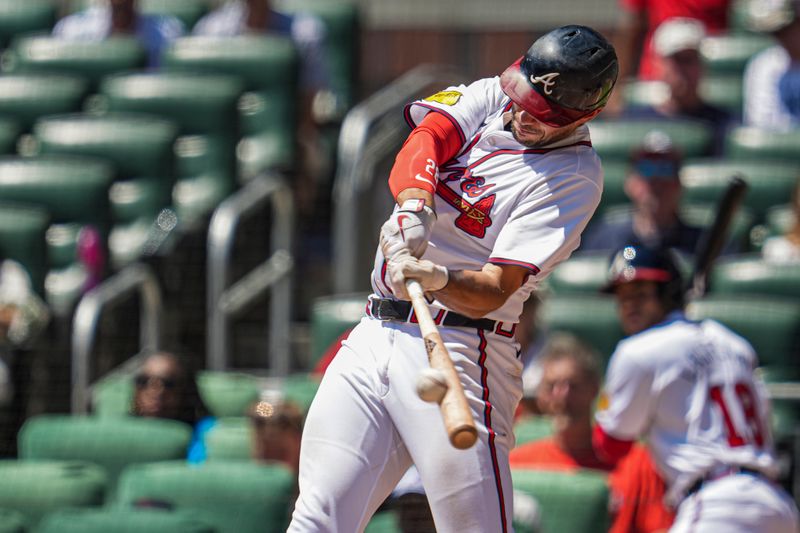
[52,0,185,69]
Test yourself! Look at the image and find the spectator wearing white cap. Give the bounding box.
[743,0,800,131]
[624,17,735,154]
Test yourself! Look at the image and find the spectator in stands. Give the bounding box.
[131,350,213,462]
[580,130,704,256]
[52,0,185,69]
[625,17,735,153]
[249,398,304,474]
[743,0,800,131]
[517,293,548,419]
[762,177,800,263]
[509,333,675,533]
[606,0,731,114]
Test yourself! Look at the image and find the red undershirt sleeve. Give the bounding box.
[593,424,634,467]
[388,111,463,199]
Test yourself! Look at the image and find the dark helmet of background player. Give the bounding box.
[500,25,619,127]
[601,245,685,311]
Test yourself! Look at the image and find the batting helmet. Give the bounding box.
[500,25,618,127]
[601,245,685,310]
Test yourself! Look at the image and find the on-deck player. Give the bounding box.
[594,244,800,532]
[288,25,618,532]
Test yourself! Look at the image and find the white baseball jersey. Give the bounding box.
[371,77,604,324]
[596,311,779,505]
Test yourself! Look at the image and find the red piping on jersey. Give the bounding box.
[466,141,593,170]
[403,104,467,146]
[592,425,634,467]
[488,257,541,275]
[477,328,509,533]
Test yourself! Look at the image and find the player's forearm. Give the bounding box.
[433,265,517,319]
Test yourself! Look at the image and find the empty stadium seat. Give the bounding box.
[539,294,624,369]
[623,76,745,115]
[0,203,49,295]
[0,116,20,155]
[700,33,773,75]
[116,461,296,533]
[681,159,799,222]
[513,417,554,447]
[710,254,800,300]
[765,204,795,238]
[0,460,106,528]
[0,74,89,132]
[37,507,216,533]
[596,160,628,215]
[161,35,299,178]
[2,35,146,89]
[725,127,800,164]
[197,371,261,418]
[364,510,402,533]
[100,71,244,222]
[545,252,610,295]
[282,372,322,413]
[0,0,56,48]
[68,0,211,28]
[205,417,251,462]
[589,118,715,162]
[0,508,25,533]
[686,295,800,368]
[511,469,610,533]
[32,112,180,267]
[18,415,193,501]
[310,292,368,368]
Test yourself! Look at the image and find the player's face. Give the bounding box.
[614,280,668,335]
[537,358,598,420]
[509,104,581,147]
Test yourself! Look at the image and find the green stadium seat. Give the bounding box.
[681,159,799,221]
[686,295,800,368]
[205,417,251,462]
[0,0,56,48]
[0,203,49,295]
[539,294,624,369]
[513,417,554,447]
[0,74,89,132]
[69,0,211,29]
[37,507,216,533]
[282,372,322,413]
[100,72,244,222]
[364,510,402,533]
[758,366,800,441]
[0,508,26,533]
[622,80,667,109]
[545,252,610,295]
[700,33,773,75]
[710,254,800,300]
[700,74,745,115]
[589,118,715,162]
[116,460,296,533]
[18,415,193,501]
[310,292,368,368]
[162,35,299,178]
[0,116,20,154]
[511,469,610,533]
[197,371,261,418]
[32,112,179,267]
[0,460,106,528]
[725,126,800,164]
[0,155,115,312]
[2,35,146,90]
[765,204,795,237]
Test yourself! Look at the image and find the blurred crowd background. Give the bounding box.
[0,0,798,531]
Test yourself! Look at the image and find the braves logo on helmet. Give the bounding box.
[529,72,560,95]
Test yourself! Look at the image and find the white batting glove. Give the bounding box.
[387,252,449,300]
[379,199,436,260]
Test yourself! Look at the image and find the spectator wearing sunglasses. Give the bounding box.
[132,351,213,462]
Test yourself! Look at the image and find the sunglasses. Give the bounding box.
[133,374,179,390]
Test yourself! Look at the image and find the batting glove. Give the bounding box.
[387,251,449,300]
[380,199,436,260]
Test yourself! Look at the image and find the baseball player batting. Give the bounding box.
[288,25,618,532]
[595,245,800,532]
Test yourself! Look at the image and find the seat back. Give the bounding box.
[545,252,610,295]
[725,127,800,164]
[18,415,192,501]
[0,0,56,48]
[0,460,106,528]
[310,292,368,368]
[37,507,216,533]
[116,460,296,533]
[0,203,49,295]
[710,254,800,300]
[197,371,261,418]
[700,33,773,75]
[589,118,715,162]
[0,74,89,132]
[511,468,610,533]
[0,508,26,533]
[513,417,554,447]
[68,0,211,28]
[0,116,20,155]
[205,417,251,462]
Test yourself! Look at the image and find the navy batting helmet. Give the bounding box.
[601,245,685,310]
[500,25,618,127]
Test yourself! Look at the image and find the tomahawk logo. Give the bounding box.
[529,72,560,95]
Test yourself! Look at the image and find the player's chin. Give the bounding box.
[511,125,544,147]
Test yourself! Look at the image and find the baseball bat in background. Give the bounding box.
[406,280,478,450]
[686,176,748,301]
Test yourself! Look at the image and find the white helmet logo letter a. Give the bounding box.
[529,72,560,95]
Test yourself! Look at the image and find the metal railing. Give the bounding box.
[71,262,162,413]
[207,174,294,372]
[332,63,465,293]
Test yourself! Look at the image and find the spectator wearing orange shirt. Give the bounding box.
[509,333,674,533]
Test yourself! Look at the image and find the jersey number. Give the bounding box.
[709,382,765,447]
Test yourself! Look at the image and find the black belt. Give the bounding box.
[368,297,498,332]
[685,466,764,498]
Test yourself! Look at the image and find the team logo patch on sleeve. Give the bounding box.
[424,90,462,106]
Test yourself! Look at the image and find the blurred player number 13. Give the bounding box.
[709,381,766,447]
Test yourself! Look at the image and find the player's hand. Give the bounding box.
[379,199,436,260]
[387,251,449,300]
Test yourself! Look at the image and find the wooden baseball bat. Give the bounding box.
[686,176,748,301]
[406,280,478,450]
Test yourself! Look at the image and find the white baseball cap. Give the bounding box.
[653,18,706,57]
[746,0,798,32]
